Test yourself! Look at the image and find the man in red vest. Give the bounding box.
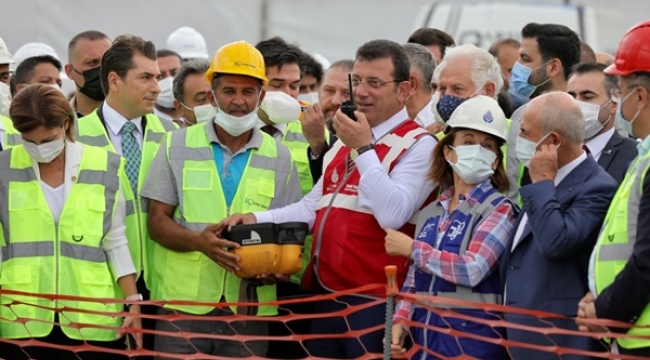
[223,39,437,359]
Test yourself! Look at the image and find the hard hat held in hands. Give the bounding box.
[444,95,508,143]
[205,41,267,86]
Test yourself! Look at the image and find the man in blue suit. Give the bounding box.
[501,92,618,359]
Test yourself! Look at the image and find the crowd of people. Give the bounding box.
[0,18,649,360]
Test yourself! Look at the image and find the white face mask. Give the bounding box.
[156,77,175,108]
[212,91,261,136]
[24,131,66,163]
[0,81,10,117]
[193,103,217,124]
[259,91,302,125]
[516,133,558,167]
[577,100,612,140]
[447,144,497,185]
[297,92,319,105]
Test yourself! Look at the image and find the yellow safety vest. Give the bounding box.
[1,115,21,149]
[76,108,177,276]
[148,123,294,316]
[0,144,126,341]
[593,150,650,349]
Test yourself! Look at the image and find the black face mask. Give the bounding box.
[75,66,105,101]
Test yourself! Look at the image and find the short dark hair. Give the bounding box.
[355,40,410,83]
[488,38,521,57]
[521,23,581,80]
[580,41,597,64]
[571,62,618,95]
[14,55,62,85]
[300,52,324,84]
[173,58,210,102]
[67,30,109,62]
[255,36,303,72]
[407,28,455,58]
[157,49,182,62]
[100,34,157,95]
[402,43,436,92]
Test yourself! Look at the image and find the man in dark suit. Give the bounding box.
[302,60,352,183]
[501,92,618,359]
[568,62,638,183]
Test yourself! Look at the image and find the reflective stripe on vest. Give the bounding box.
[76,109,176,275]
[311,120,430,293]
[147,123,292,316]
[0,144,124,341]
[2,116,21,149]
[413,187,506,309]
[593,152,650,349]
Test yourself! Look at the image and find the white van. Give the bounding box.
[413,1,624,53]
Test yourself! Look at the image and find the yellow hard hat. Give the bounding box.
[205,41,268,85]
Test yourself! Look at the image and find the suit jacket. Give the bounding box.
[597,130,638,184]
[307,133,338,184]
[501,155,618,359]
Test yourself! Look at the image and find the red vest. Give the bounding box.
[301,119,431,295]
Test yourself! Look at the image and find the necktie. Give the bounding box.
[261,125,278,137]
[121,121,142,195]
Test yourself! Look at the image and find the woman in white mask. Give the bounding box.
[0,84,142,360]
[385,96,517,360]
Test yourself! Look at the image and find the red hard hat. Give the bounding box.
[606,20,650,76]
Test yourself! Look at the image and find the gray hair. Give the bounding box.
[172,59,210,103]
[402,43,436,92]
[433,44,504,99]
[538,92,585,145]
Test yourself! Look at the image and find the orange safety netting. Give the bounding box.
[0,285,649,360]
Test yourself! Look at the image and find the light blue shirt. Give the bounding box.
[211,143,251,207]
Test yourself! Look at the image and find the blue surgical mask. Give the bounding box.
[447,145,497,185]
[615,90,640,138]
[436,86,484,122]
[508,61,551,100]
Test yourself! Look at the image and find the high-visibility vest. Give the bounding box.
[305,119,430,295]
[1,115,21,149]
[76,108,177,276]
[0,144,126,341]
[147,123,295,315]
[283,121,313,196]
[593,149,650,349]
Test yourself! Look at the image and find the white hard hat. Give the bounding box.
[13,42,60,68]
[166,27,209,59]
[444,95,508,143]
[0,37,13,65]
[312,53,331,70]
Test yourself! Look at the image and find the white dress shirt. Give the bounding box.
[255,106,438,230]
[102,102,144,155]
[511,151,588,251]
[28,142,136,279]
[585,127,615,161]
[414,99,435,127]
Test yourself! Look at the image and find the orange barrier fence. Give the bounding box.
[0,285,649,359]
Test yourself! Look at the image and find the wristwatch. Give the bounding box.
[350,144,375,160]
[125,293,143,310]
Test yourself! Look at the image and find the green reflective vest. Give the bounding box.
[0,144,125,341]
[593,150,650,349]
[1,115,21,149]
[76,109,177,276]
[148,124,294,315]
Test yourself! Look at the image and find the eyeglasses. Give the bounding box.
[350,78,402,90]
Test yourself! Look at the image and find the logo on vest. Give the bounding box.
[417,221,437,240]
[483,111,494,123]
[242,230,262,245]
[245,198,268,210]
[331,168,339,183]
[448,220,466,241]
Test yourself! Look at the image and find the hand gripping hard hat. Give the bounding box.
[166,26,209,59]
[205,41,268,85]
[444,95,508,143]
[0,37,13,65]
[13,42,59,67]
[605,20,650,76]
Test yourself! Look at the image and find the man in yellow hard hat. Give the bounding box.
[141,40,302,358]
